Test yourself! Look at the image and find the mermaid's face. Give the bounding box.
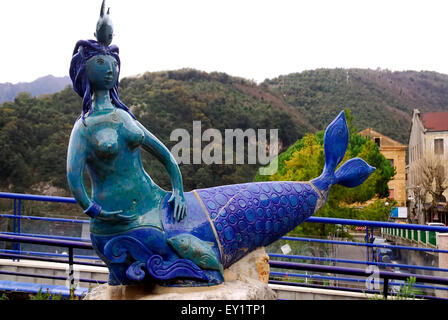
[86,54,118,91]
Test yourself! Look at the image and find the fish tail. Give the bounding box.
[311,110,375,191]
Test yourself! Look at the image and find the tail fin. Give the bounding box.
[311,110,375,191]
[334,157,376,188]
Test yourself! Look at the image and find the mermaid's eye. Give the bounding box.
[113,61,118,67]
[96,58,105,65]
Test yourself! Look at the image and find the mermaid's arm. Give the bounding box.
[135,121,187,221]
[67,126,91,213]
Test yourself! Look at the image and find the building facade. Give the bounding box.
[359,128,407,207]
[407,109,448,225]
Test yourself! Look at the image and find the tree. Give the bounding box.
[411,152,448,224]
[255,109,395,237]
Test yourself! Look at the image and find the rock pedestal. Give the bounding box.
[84,247,276,300]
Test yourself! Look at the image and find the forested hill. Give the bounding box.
[0,75,71,104]
[263,68,448,144]
[0,69,314,194]
[2,68,448,194]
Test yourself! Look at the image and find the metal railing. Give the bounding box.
[268,261,448,299]
[1,192,448,299]
[382,226,440,247]
[0,234,106,287]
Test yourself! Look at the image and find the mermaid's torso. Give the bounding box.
[79,108,167,234]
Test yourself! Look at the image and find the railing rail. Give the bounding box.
[268,253,448,273]
[280,236,448,253]
[306,216,448,232]
[0,234,92,250]
[0,192,76,204]
[0,252,104,268]
[0,213,89,224]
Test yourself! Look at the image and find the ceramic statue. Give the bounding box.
[66,0,375,287]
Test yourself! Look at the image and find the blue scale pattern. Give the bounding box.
[195,181,319,267]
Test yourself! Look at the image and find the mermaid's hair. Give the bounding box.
[69,39,135,125]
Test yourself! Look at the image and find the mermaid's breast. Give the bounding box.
[92,127,119,159]
[86,110,145,162]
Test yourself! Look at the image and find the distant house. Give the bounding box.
[359,128,407,207]
[407,109,448,225]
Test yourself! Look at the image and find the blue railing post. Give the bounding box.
[383,276,390,298]
[370,227,374,262]
[365,227,369,262]
[17,199,21,261]
[68,247,74,294]
[12,199,17,261]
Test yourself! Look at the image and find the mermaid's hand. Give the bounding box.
[168,190,187,222]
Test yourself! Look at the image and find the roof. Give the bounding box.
[421,112,448,132]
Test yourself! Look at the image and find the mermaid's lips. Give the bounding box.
[104,76,114,83]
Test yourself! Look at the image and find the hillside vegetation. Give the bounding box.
[1,68,448,195]
[263,68,448,143]
[0,69,313,194]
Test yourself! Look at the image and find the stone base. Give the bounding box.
[84,278,276,300]
[84,247,276,300]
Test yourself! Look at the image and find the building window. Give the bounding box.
[389,188,395,199]
[435,139,444,155]
[388,159,394,167]
[374,137,381,148]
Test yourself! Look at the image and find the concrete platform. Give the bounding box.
[84,278,277,300]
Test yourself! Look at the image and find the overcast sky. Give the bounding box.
[1,0,447,84]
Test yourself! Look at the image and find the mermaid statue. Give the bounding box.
[66,0,375,287]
